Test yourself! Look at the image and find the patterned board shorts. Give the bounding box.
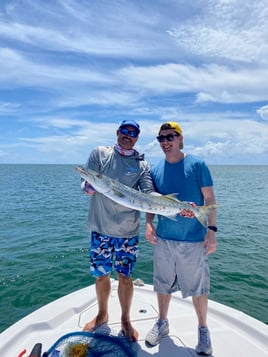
[89,231,139,277]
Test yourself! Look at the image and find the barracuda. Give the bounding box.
[76,166,217,228]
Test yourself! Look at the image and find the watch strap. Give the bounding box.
[208,225,217,232]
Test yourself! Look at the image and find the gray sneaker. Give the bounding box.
[195,326,213,355]
[145,319,169,346]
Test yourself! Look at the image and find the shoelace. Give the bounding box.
[199,327,210,345]
[152,320,167,335]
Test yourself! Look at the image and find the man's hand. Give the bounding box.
[145,222,158,245]
[180,208,195,218]
[81,181,96,195]
[180,202,196,218]
[204,231,217,255]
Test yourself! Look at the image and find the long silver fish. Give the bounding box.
[76,166,217,228]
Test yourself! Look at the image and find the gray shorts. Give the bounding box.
[153,238,210,298]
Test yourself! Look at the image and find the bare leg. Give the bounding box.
[192,294,208,326]
[157,293,172,320]
[118,274,139,341]
[83,275,110,331]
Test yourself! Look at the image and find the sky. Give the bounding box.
[0,0,268,165]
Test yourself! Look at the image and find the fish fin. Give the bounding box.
[196,204,218,227]
[161,193,181,202]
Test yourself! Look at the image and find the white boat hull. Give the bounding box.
[0,280,267,356]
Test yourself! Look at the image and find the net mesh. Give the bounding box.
[42,331,137,357]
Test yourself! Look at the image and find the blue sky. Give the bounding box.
[0,0,268,165]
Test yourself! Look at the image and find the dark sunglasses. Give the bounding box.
[119,127,139,138]
[157,133,179,143]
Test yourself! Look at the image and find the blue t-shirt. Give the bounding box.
[150,154,213,242]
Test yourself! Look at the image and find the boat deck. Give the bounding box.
[0,280,267,356]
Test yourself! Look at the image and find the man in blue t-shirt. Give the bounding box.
[145,122,217,355]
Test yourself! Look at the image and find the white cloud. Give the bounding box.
[0,0,268,164]
[256,105,268,121]
[0,101,20,114]
[167,0,268,64]
[0,149,8,158]
[0,0,173,59]
[0,48,112,86]
[119,63,268,103]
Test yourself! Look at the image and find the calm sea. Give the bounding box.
[0,164,267,333]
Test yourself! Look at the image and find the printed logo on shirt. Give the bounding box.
[125,167,139,176]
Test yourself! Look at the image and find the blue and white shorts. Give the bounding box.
[153,238,210,298]
[89,231,139,277]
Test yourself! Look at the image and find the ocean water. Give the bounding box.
[0,164,267,334]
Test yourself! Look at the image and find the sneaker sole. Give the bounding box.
[196,348,213,355]
[145,331,169,346]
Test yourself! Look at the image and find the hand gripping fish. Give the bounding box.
[76,166,217,228]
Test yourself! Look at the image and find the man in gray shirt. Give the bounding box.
[81,120,154,341]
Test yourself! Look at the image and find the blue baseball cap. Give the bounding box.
[119,120,140,134]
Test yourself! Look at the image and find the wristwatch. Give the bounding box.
[208,225,217,232]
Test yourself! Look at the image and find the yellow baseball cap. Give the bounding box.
[158,121,182,135]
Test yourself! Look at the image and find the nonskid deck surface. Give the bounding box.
[0,280,267,357]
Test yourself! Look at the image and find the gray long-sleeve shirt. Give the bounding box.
[85,146,154,238]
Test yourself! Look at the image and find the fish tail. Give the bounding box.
[196,204,218,228]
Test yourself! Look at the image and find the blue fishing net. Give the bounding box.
[42,331,137,357]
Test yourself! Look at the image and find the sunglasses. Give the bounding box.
[157,133,179,143]
[119,127,139,138]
